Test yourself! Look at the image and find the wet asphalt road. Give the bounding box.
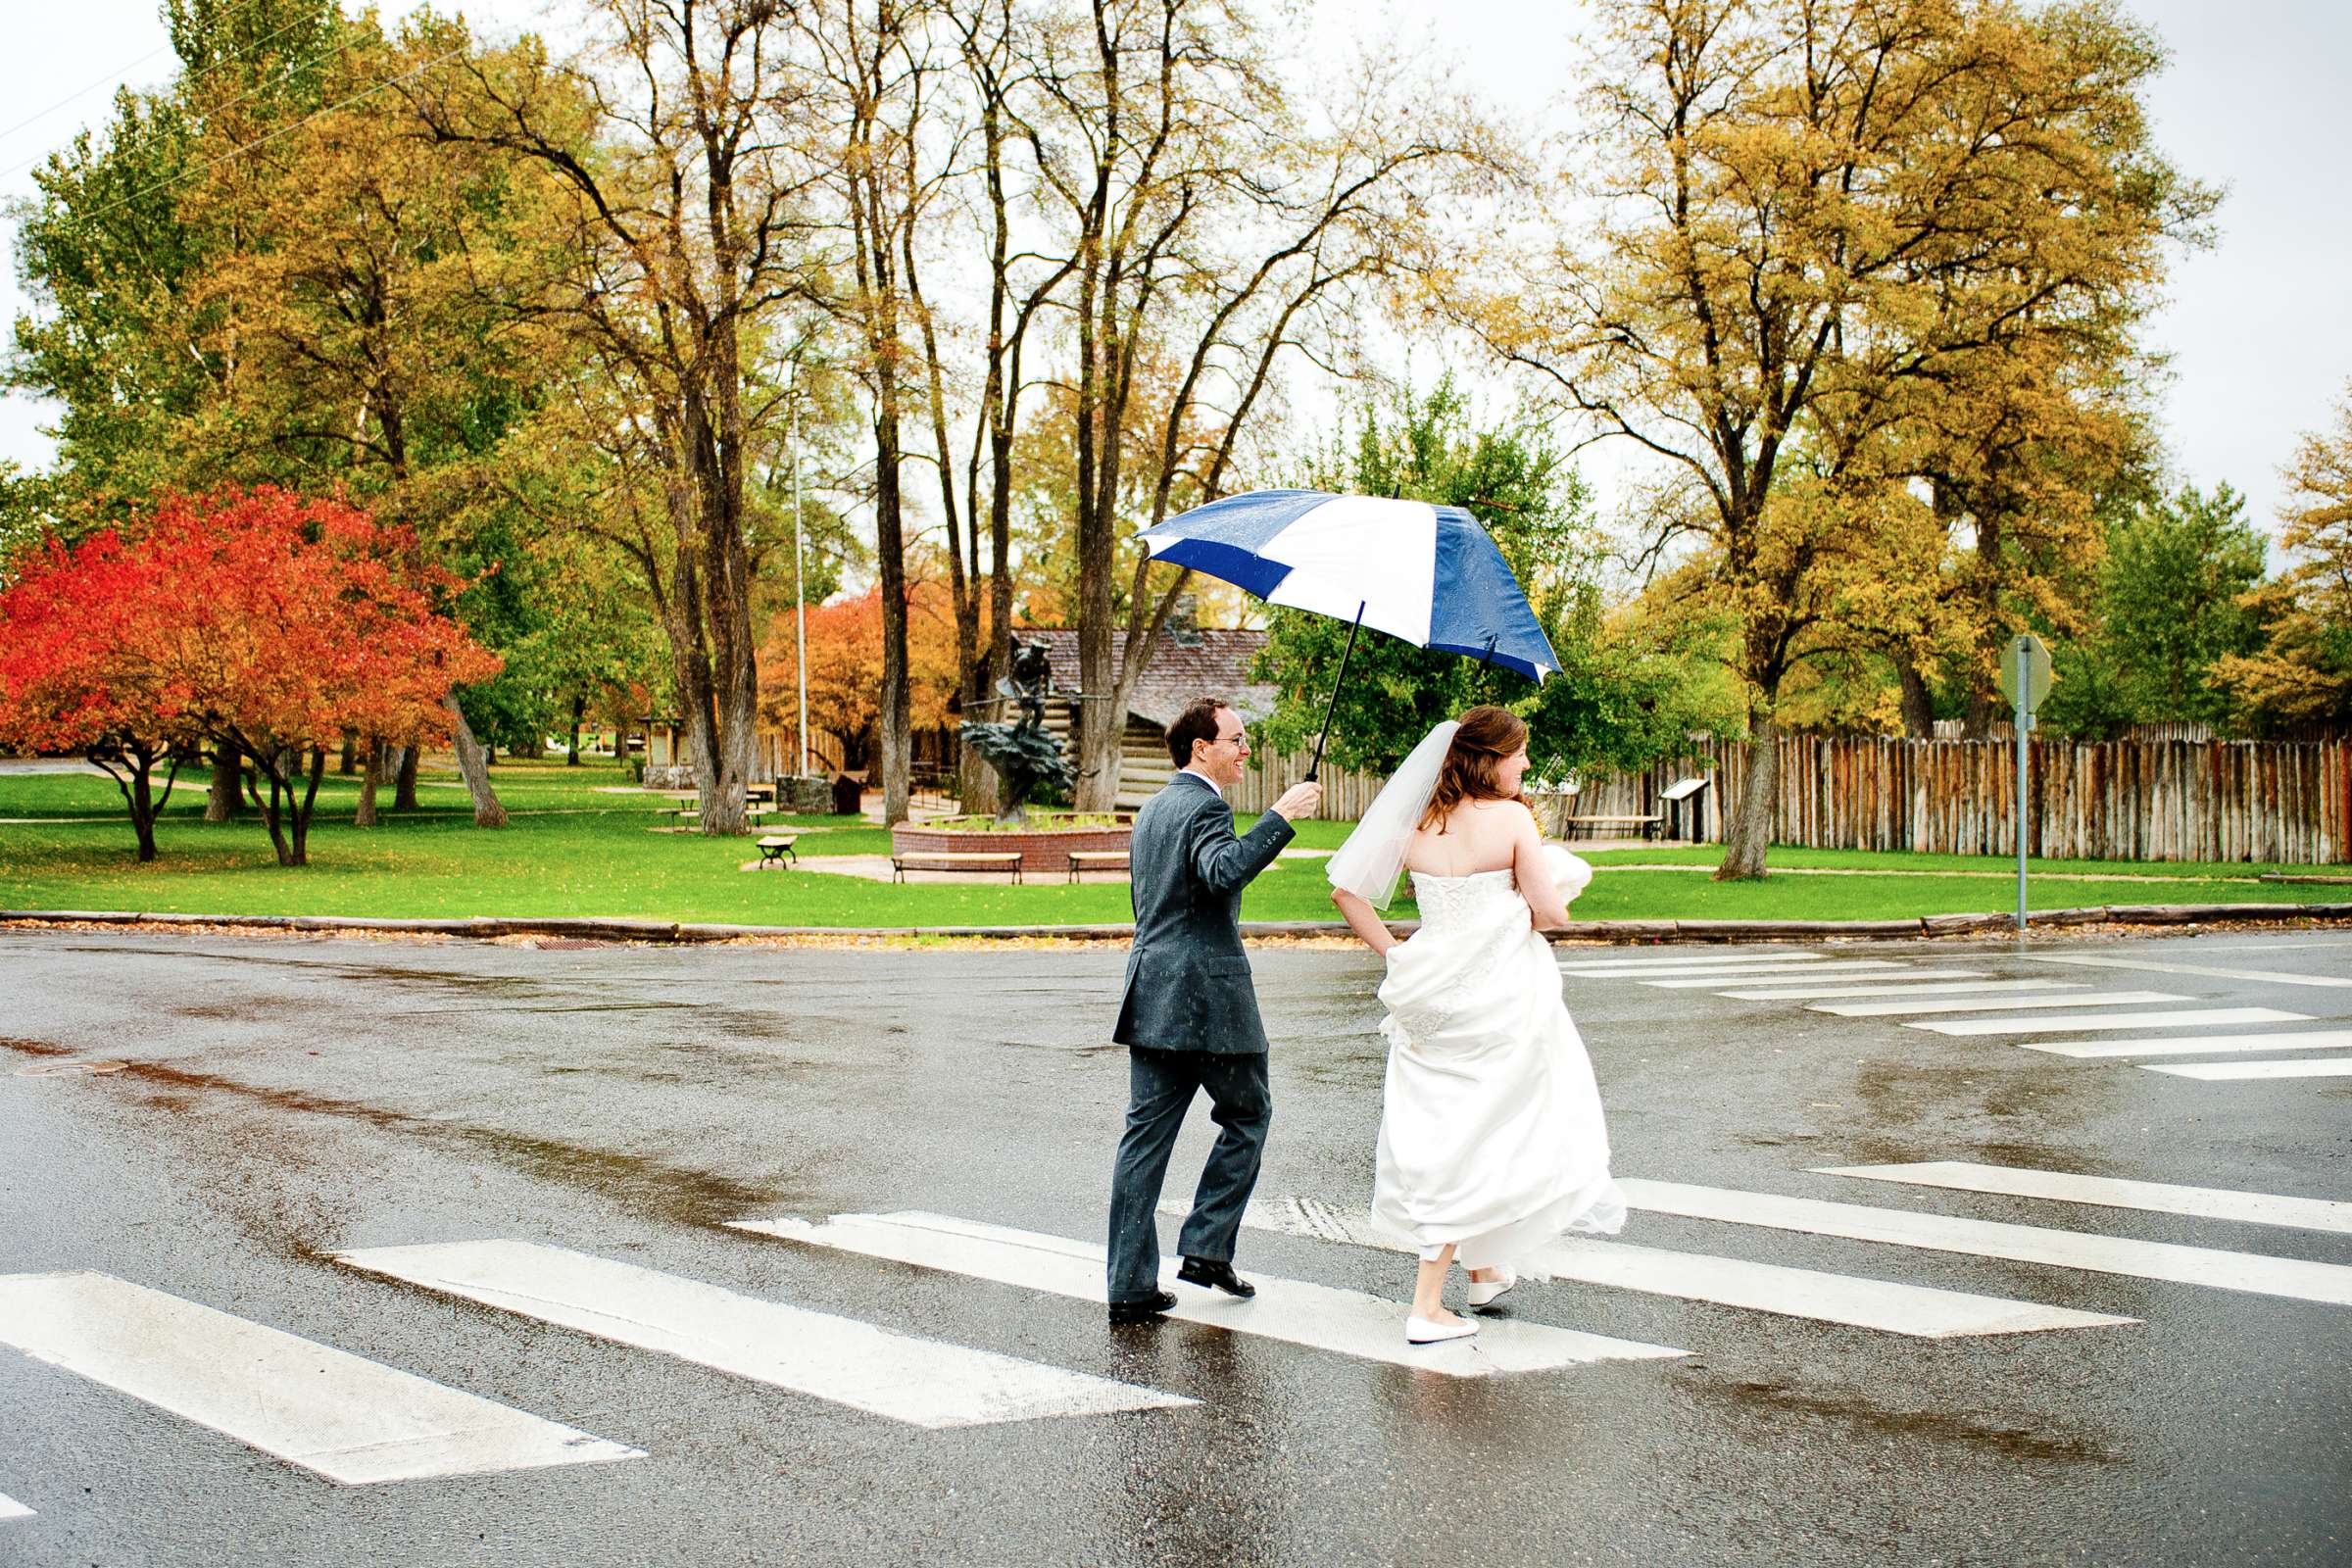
[1,925,2347,1568]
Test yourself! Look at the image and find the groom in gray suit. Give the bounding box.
[1105,697,1322,1323]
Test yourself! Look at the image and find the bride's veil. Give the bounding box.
[1325,719,1459,911]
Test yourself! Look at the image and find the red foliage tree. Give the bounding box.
[0,488,501,866]
[760,582,961,763]
[0,532,198,861]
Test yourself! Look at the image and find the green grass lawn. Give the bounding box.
[0,758,2341,927]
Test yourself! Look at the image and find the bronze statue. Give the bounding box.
[961,635,1077,824]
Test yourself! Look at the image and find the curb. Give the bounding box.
[4,903,2351,945]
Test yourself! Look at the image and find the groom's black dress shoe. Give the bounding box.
[1177,1257,1256,1298]
[1107,1290,1178,1325]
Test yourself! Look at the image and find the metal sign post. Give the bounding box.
[1998,632,2054,934]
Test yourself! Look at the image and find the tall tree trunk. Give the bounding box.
[705,515,758,827]
[1072,300,1117,812]
[1964,506,2008,738]
[338,732,358,774]
[658,484,714,801]
[567,695,584,766]
[873,401,912,827]
[98,748,172,863]
[1897,659,1936,739]
[394,743,419,810]
[257,747,295,866]
[127,760,159,863]
[206,743,241,823]
[443,694,508,827]
[285,747,326,866]
[356,738,379,827]
[1717,707,1780,881]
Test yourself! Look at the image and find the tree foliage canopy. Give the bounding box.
[0,486,496,863]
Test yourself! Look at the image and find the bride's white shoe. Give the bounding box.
[1404,1313,1479,1345]
[1465,1269,1517,1310]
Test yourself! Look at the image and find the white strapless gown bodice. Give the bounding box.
[1371,846,1625,1270]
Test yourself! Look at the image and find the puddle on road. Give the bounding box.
[1699,1377,2117,1465]
[18,1052,803,1229]
[2,1037,74,1058]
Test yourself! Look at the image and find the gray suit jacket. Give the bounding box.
[1112,771,1296,1054]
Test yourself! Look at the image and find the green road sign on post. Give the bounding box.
[2001,633,2054,933]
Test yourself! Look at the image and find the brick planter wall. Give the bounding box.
[891,815,1135,874]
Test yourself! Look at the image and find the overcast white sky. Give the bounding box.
[4,0,2347,542]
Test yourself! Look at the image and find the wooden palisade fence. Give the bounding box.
[1239,737,2351,864]
[1227,748,1390,822]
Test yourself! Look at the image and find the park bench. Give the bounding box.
[1066,851,1131,883]
[1560,811,1664,841]
[755,834,799,869]
[671,805,771,827]
[891,851,1024,884]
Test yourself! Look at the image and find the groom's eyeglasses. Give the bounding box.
[1210,732,1249,751]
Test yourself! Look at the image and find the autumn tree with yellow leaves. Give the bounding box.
[1468,0,2208,877]
[2217,385,2352,727]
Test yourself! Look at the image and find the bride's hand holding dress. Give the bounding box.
[1539,840,1593,908]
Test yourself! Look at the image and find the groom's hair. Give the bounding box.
[1167,698,1229,767]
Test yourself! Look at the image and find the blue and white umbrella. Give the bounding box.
[1138,488,1558,775]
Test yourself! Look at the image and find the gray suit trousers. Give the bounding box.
[1104,1046,1271,1304]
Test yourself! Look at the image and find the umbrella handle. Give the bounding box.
[1305,602,1365,784]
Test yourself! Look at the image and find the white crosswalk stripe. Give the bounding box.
[0,1272,643,1484]
[1633,962,1934,989]
[2015,1030,2352,1059]
[0,1494,30,1521]
[334,1240,1188,1428]
[1719,977,2073,1002]
[2144,1056,2352,1082]
[728,1210,1686,1376]
[1619,1180,2352,1306]
[1908,1006,2310,1037]
[1812,989,2188,1017]
[1214,1197,2132,1339]
[1558,951,1830,974]
[2024,954,2352,989]
[1816,1162,2352,1237]
[1558,954,1835,977]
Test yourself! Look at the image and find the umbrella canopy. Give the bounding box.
[1137,489,1559,681]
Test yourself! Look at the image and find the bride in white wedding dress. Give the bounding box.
[1328,707,1626,1345]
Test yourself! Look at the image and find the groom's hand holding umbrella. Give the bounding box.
[1270,780,1323,821]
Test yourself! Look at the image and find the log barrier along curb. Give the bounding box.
[2,902,2348,945]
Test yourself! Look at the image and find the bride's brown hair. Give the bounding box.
[1419,706,1530,832]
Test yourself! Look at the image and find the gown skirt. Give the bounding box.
[1370,848,1626,1272]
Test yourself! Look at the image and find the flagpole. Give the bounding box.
[1305,602,1365,783]
[792,377,808,781]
